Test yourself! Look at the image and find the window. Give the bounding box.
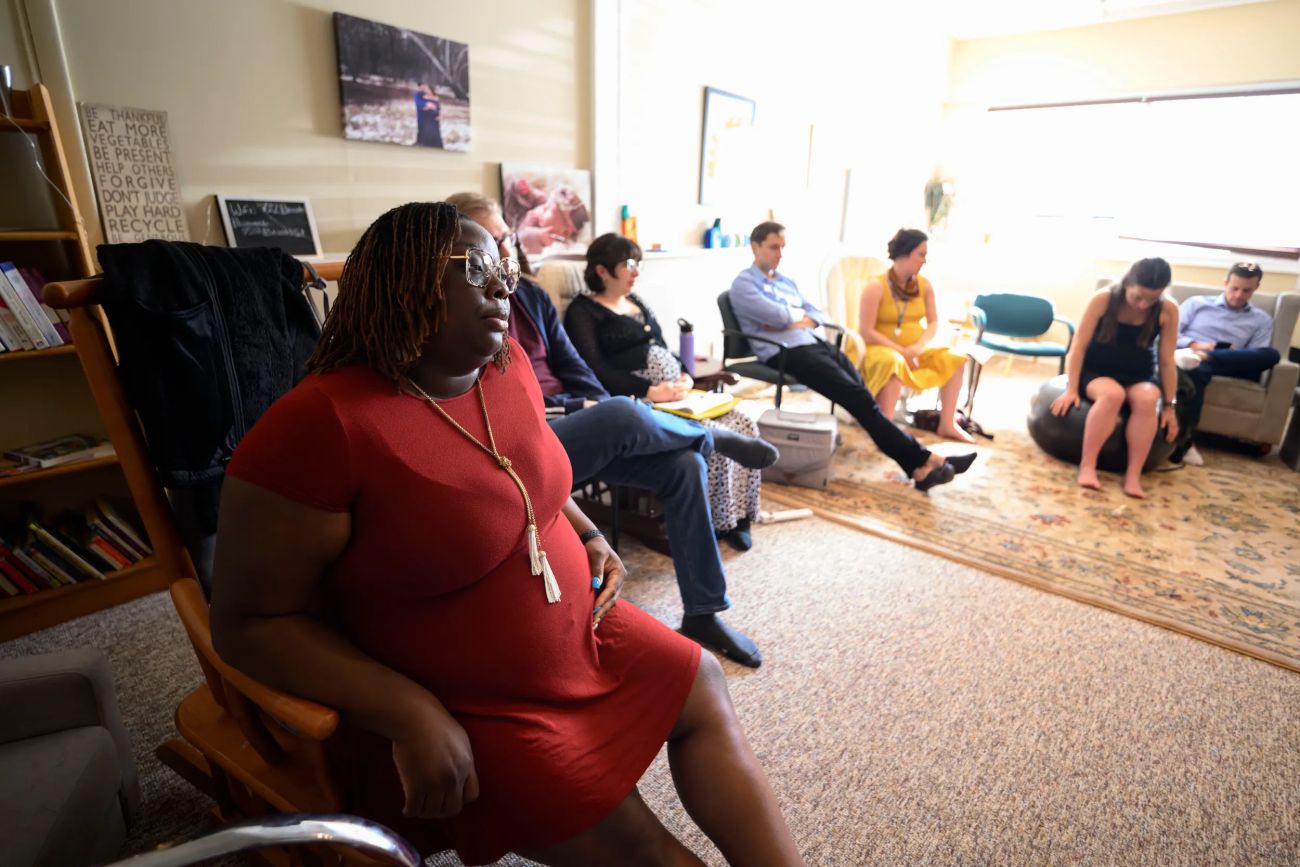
[956,91,1299,256]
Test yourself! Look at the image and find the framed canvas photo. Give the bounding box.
[216,195,322,257]
[333,12,471,152]
[499,162,593,258]
[698,86,756,206]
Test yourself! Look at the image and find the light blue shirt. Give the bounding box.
[1177,294,1273,350]
[727,264,825,362]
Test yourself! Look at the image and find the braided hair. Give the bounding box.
[307,201,510,383]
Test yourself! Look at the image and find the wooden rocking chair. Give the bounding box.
[43,261,379,866]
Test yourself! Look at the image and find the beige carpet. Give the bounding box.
[4,512,1299,865]
[761,372,1300,674]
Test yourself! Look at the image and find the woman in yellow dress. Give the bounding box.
[858,228,972,443]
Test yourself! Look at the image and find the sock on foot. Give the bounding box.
[711,428,779,469]
[1174,348,1202,370]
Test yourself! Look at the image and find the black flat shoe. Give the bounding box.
[679,613,762,668]
[947,452,977,474]
[914,461,956,492]
[711,428,780,469]
[719,520,753,552]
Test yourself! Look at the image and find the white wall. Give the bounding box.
[18,0,590,255]
[604,0,955,349]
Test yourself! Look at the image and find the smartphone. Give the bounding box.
[1214,341,1231,350]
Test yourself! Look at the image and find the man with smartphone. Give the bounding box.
[1172,262,1281,464]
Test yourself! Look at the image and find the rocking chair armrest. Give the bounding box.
[218,663,340,741]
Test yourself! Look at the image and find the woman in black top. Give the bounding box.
[565,234,769,550]
[1050,258,1180,498]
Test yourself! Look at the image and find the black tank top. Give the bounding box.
[1082,322,1155,383]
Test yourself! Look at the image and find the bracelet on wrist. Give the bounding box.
[578,528,605,545]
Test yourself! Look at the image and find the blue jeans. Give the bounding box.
[1184,347,1281,428]
[548,396,731,616]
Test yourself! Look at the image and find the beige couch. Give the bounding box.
[1165,282,1298,446]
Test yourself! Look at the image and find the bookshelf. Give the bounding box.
[0,85,171,639]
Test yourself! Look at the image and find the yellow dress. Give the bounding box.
[861,274,967,395]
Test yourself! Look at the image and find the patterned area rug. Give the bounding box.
[761,414,1300,673]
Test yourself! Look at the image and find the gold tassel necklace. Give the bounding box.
[405,376,561,604]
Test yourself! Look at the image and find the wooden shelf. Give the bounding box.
[0,230,80,242]
[0,116,50,133]
[0,344,77,364]
[0,454,120,490]
[0,86,201,642]
[0,555,170,640]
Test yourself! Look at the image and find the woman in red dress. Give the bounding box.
[210,202,801,866]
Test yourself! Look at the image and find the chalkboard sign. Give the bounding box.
[216,195,322,256]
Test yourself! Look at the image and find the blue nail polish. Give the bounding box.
[591,575,602,589]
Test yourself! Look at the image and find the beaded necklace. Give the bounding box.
[886,268,919,337]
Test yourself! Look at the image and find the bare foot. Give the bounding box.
[936,424,977,444]
[1077,468,1102,490]
[1123,478,1147,499]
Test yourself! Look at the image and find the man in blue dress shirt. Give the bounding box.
[1171,262,1281,464]
[728,221,973,491]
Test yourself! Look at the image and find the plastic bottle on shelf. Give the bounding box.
[703,218,722,249]
[677,318,695,377]
[620,205,638,243]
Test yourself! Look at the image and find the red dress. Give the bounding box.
[226,340,701,864]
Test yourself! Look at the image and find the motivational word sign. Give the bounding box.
[216,196,321,256]
[80,103,189,244]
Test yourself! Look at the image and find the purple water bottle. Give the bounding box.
[677,318,695,377]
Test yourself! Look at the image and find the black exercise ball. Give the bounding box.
[1027,375,1176,474]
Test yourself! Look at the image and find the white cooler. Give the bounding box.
[757,409,839,489]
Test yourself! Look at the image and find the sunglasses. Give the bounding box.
[447,247,520,293]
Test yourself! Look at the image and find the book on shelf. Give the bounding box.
[18,267,73,344]
[1,544,60,592]
[3,434,115,469]
[0,456,42,479]
[27,522,105,581]
[0,289,35,351]
[9,543,69,588]
[0,555,40,594]
[0,262,58,350]
[0,503,151,599]
[27,543,81,586]
[87,508,147,560]
[94,499,153,557]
